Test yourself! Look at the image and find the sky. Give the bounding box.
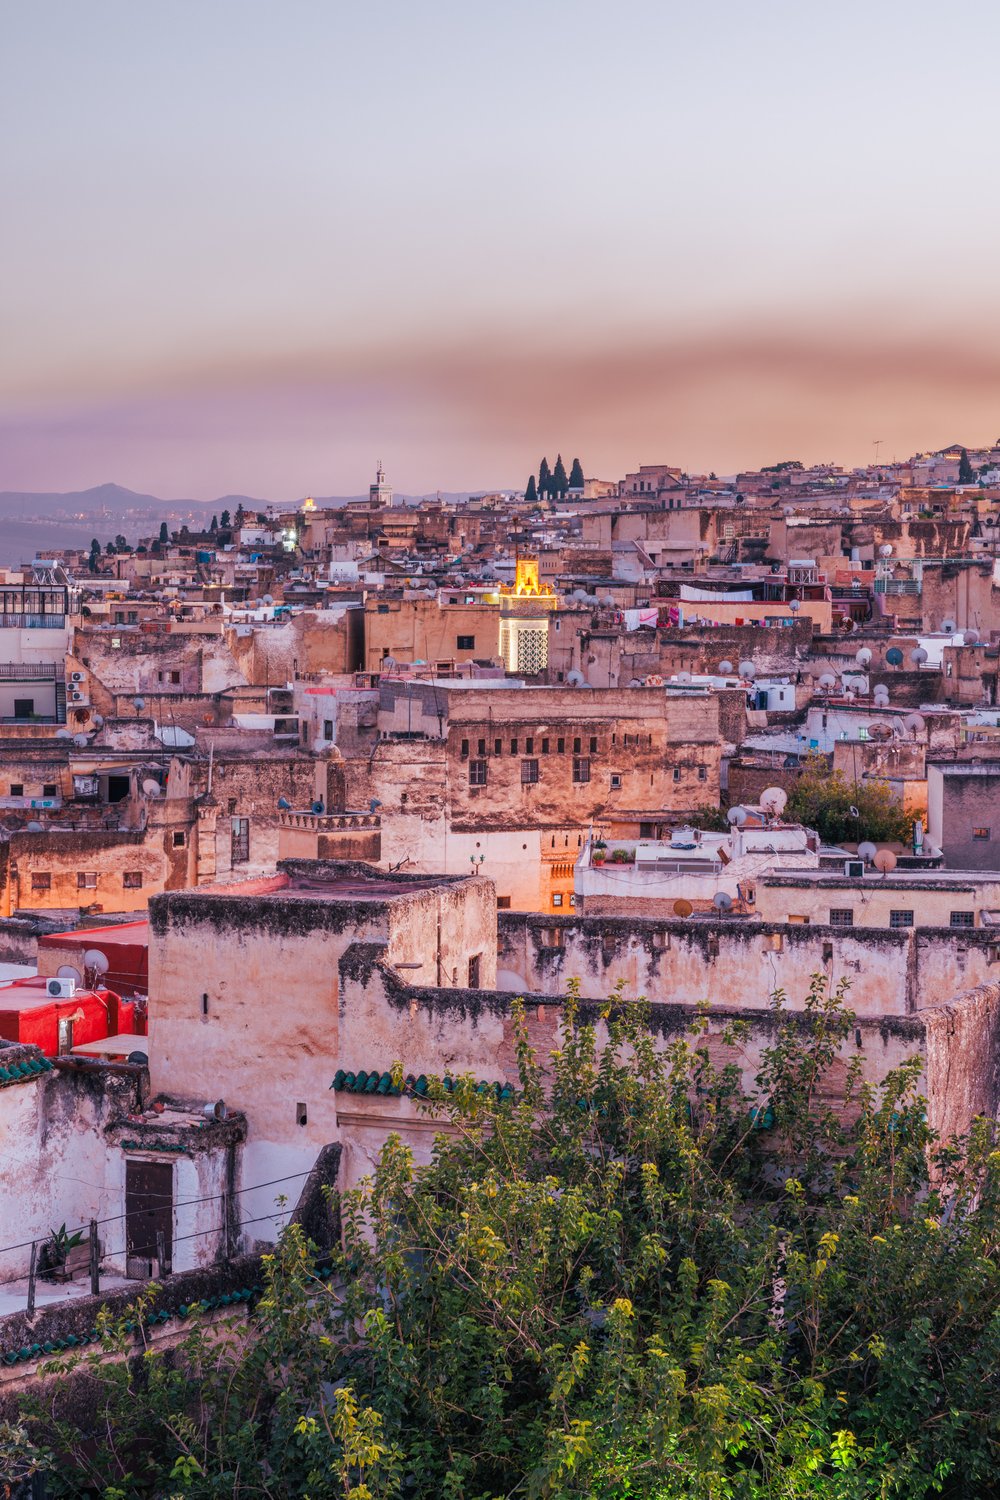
[3,0,1000,499]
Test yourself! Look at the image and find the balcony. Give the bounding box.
[0,663,60,679]
[0,614,66,629]
[277,811,381,832]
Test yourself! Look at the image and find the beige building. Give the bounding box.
[363,593,500,674]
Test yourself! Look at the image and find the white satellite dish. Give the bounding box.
[676,670,692,683]
[57,964,83,984]
[761,787,787,815]
[819,672,837,689]
[789,599,800,612]
[739,661,755,679]
[910,648,928,665]
[263,593,274,605]
[84,949,110,975]
[879,543,893,557]
[727,806,747,826]
[941,619,956,634]
[873,848,898,873]
[142,778,162,797]
[713,891,733,912]
[72,733,89,747]
[904,712,925,732]
[25,820,43,832]
[567,669,585,686]
[855,648,872,666]
[718,659,733,674]
[133,697,145,711]
[56,728,73,740]
[857,841,877,863]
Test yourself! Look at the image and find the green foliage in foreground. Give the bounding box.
[11,979,1000,1498]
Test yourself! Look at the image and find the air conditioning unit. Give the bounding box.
[844,860,865,879]
[71,690,84,701]
[71,671,85,682]
[46,977,76,999]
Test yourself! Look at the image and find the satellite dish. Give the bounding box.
[142,778,161,797]
[676,670,693,683]
[873,848,898,873]
[718,659,733,674]
[727,806,748,826]
[789,599,801,612]
[83,949,110,975]
[713,891,733,913]
[855,647,872,666]
[964,628,980,643]
[904,712,925,732]
[92,714,104,727]
[628,678,642,688]
[739,661,755,679]
[879,543,893,557]
[369,797,382,812]
[857,841,877,863]
[819,672,837,689]
[910,648,928,665]
[673,898,693,918]
[56,964,82,984]
[567,669,585,686]
[133,697,145,711]
[56,728,73,740]
[761,787,788,815]
[941,619,956,634]
[72,733,89,747]
[277,795,291,810]
[886,647,904,666]
[263,594,274,605]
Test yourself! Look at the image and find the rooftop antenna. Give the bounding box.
[873,438,883,465]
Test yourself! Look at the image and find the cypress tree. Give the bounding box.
[569,457,584,491]
[221,509,231,529]
[210,514,219,533]
[538,457,551,498]
[552,454,568,497]
[959,448,974,484]
[525,474,537,505]
[158,521,169,544]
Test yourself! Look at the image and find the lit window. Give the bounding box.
[552,893,563,907]
[974,827,991,840]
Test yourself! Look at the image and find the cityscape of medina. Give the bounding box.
[4,3,1000,1496]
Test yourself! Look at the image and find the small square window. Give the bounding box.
[42,784,57,797]
[521,758,539,785]
[123,871,143,889]
[497,895,511,909]
[610,773,622,789]
[572,757,590,784]
[973,827,991,840]
[469,759,488,786]
[170,670,181,684]
[829,908,854,927]
[950,911,975,928]
[457,634,475,650]
[172,831,186,848]
[889,909,913,928]
[77,872,97,889]
[10,784,23,797]
[552,892,564,907]
[31,873,51,892]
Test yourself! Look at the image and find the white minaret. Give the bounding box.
[369,461,393,508]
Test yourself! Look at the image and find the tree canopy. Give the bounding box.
[538,457,552,497]
[12,981,1000,1497]
[552,454,568,497]
[958,448,975,484]
[525,474,538,506]
[786,756,914,846]
[569,457,585,491]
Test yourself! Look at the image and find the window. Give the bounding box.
[467,954,482,987]
[477,738,486,756]
[77,872,97,889]
[552,893,564,907]
[698,767,707,781]
[42,784,57,797]
[557,737,565,753]
[829,908,854,927]
[525,737,534,754]
[469,759,488,786]
[889,909,914,928]
[460,738,469,758]
[457,635,475,650]
[170,670,181,685]
[10,784,23,796]
[231,817,250,865]
[610,773,622,789]
[31,873,51,891]
[640,822,656,839]
[672,767,682,782]
[497,895,511,909]
[172,831,186,848]
[950,911,975,928]
[494,738,502,756]
[510,738,518,754]
[590,735,598,753]
[541,737,550,754]
[13,700,33,719]
[572,757,591,784]
[573,737,582,754]
[974,827,991,840]
[323,719,333,740]
[123,871,143,889]
[521,758,539,784]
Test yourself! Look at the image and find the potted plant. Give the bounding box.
[592,839,607,865]
[40,1224,87,1282]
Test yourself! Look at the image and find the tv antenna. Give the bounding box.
[873,438,883,465]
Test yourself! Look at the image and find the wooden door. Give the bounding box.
[125,1160,173,1263]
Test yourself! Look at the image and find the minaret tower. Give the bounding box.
[369,461,393,509]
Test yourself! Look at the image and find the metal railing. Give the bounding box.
[0,662,60,679]
[0,613,66,628]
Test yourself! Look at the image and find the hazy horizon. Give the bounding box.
[5,1,1000,498]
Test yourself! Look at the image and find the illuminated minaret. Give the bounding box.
[369,461,393,509]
